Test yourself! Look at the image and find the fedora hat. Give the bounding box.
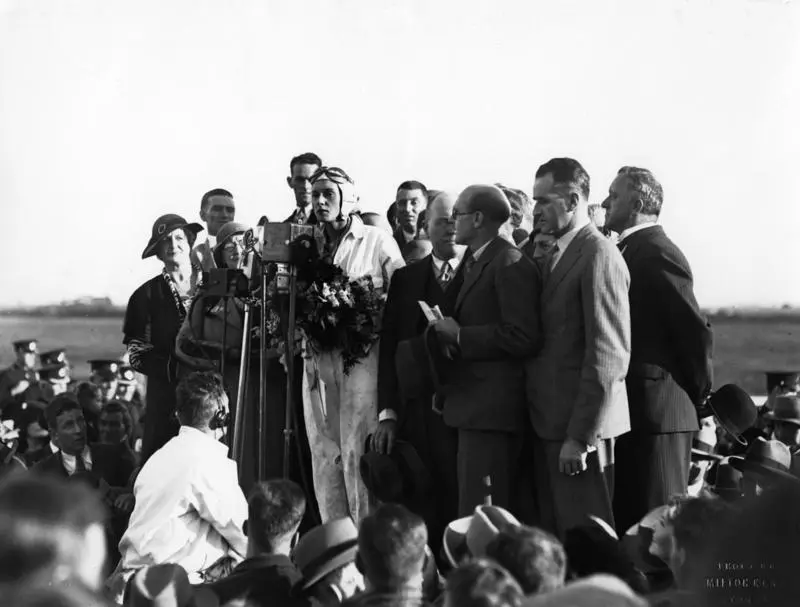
[698,384,757,446]
[728,437,797,482]
[442,505,520,569]
[142,214,204,259]
[764,395,800,427]
[292,517,359,592]
[711,463,744,501]
[360,436,431,505]
[129,564,218,607]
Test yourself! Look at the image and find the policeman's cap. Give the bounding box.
[40,349,67,366]
[89,360,119,381]
[12,340,37,353]
[118,365,136,383]
[39,364,69,383]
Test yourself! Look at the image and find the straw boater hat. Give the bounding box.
[141,214,204,260]
[442,505,520,569]
[728,437,797,483]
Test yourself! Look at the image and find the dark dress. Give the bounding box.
[123,273,183,463]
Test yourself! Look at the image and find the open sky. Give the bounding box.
[1,0,798,308]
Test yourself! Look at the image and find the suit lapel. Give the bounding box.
[620,224,662,264]
[455,238,504,312]
[543,225,593,300]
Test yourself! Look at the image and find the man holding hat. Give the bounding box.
[302,166,404,524]
[191,188,236,274]
[124,213,203,463]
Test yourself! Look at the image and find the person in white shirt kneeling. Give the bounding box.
[108,371,247,601]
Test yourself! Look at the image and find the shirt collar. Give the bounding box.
[61,446,91,464]
[431,250,464,271]
[471,237,496,262]
[178,425,229,455]
[342,214,366,242]
[618,221,658,243]
[555,217,591,254]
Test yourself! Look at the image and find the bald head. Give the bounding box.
[402,239,433,263]
[458,185,512,225]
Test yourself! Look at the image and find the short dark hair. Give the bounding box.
[357,504,428,590]
[397,181,429,199]
[495,184,534,229]
[445,558,524,607]
[100,400,133,436]
[535,158,590,201]
[485,525,566,596]
[0,473,106,586]
[200,188,234,212]
[671,496,737,564]
[45,394,83,432]
[386,201,398,223]
[290,153,323,174]
[617,166,664,216]
[248,480,306,552]
[75,381,101,401]
[175,371,227,428]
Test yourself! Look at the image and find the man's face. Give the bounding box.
[312,179,342,224]
[601,175,637,234]
[532,202,544,237]
[17,349,36,369]
[117,383,136,401]
[532,173,576,237]
[156,228,191,264]
[396,188,426,232]
[54,409,87,456]
[287,163,319,208]
[532,233,556,259]
[200,195,236,236]
[426,196,461,260]
[452,195,477,246]
[98,380,118,404]
[99,411,127,445]
[773,421,800,448]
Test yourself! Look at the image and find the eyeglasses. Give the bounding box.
[451,210,476,220]
[310,166,354,185]
[222,240,246,253]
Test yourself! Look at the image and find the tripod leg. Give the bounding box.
[258,272,268,481]
[232,302,251,471]
[283,266,298,479]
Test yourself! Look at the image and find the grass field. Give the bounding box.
[0,314,798,394]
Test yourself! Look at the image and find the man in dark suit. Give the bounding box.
[526,158,631,537]
[285,152,322,225]
[602,166,713,533]
[432,185,542,515]
[393,181,429,258]
[373,190,465,554]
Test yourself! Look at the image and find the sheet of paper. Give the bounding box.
[418,301,444,323]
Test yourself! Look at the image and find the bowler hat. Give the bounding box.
[765,371,800,395]
[129,564,218,607]
[442,505,520,569]
[764,395,800,427]
[728,437,797,483]
[142,214,204,260]
[698,384,757,446]
[359,436,431,505]
[292,517,359,592]
[711,463,744,501]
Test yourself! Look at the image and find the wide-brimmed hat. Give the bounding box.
[292,517,359,592]
[711,463,744,501]
[764,395,800,427]
[211,221,251,267]
[728,437,797,483]
[442,505,520,569]
[142,214,204,260]
[691,420,722,461]
[360,436,431,505]
[129,564,218,607]
[697,384,757,446]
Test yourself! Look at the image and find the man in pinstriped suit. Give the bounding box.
[602,166,713,534]
[525,158,632,538]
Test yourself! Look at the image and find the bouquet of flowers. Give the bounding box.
[264,257,386,375]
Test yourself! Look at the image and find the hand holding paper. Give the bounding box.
[418,301,445,324]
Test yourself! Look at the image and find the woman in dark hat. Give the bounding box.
[123,214,203,464]
[174,221,287,494]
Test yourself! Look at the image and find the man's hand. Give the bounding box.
[114,493,135,514]
[371,420,397,455]
[559,437,589,476]
[10,380,30,397]
[432,317,461,347]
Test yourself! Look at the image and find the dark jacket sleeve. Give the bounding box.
[651,253,714,405]
[458,250,543,361]
[377,268,405,417]
[122,282,176,382]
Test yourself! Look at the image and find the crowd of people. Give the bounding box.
[2,152,800,606]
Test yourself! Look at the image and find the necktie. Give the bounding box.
[296,208,306,224]
[462,255,476,276]
[438,261,452,288]
[74,452,87,473]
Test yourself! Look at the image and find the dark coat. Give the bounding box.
[204,554,310,607]
[32,442,136,489]
[284,208,318,225]
[621,225,713,433]
[442,237,542,433]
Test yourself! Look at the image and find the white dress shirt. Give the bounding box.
[334,214,405,291]
[118,426,248,583]
[61,446,92,475]
[551,217,591,269]
[431,250,465,277]
[618,221,658,243]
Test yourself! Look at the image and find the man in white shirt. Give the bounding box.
[191,188,236,273]
[112,371,247,597]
